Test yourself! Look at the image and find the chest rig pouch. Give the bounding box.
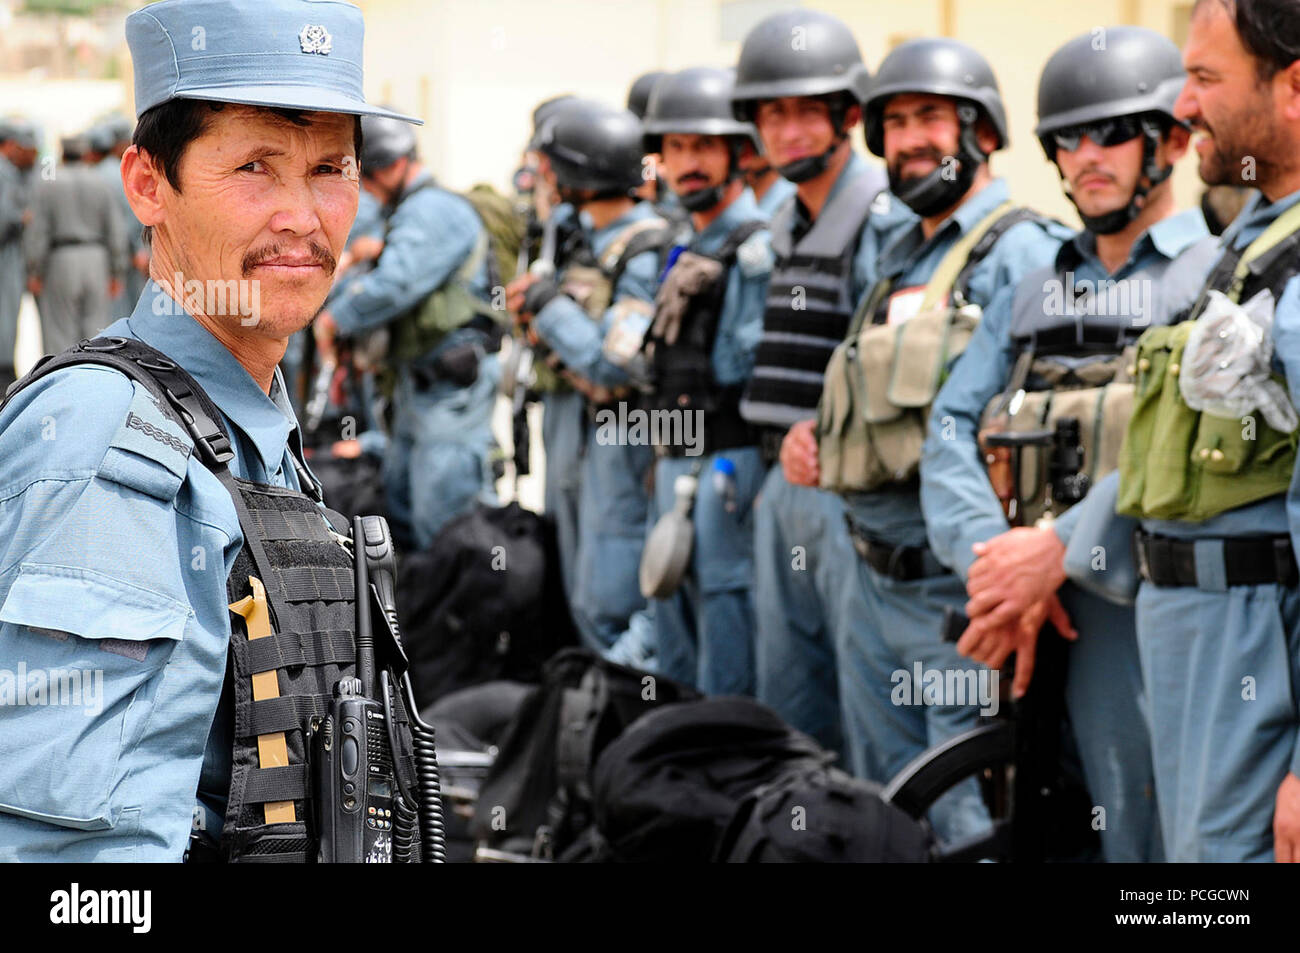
[533,217,671,400]
[1117,205,1300,522]
[4,337,435,863]
[980,237,1221,526]
[641,220,766,457]
[816,203,1042,493]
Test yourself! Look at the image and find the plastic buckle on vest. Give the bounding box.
[80,336,129,352]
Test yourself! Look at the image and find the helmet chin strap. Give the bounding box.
[777,133,845,184]
[889,106,985,218]
[1064,119,1171,236]
[678,140,746,213]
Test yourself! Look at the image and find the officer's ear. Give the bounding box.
[840,102,861,132]
[1160,123,1191,166]
[1278,56,1300,126]
[974,117,999,158]
[121,144,168,230]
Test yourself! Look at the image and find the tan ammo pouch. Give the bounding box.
[980,351,1136,526]
[818,201,1015,493]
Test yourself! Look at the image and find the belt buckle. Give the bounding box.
[1133,530,1152,583]
[886,545,909,581]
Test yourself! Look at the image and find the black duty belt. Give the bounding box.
[1134,529,1299,589]
[757,426,787,465]
[845,514,950,582]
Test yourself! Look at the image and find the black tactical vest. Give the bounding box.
[740,168,886,432]
[1008,236,1221,362]
[644,219,766,457]
[3,338,421,863]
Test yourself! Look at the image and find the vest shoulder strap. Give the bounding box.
[607,217,674,293]
[2,337,323,501]
[713,219,768,265]
[1227,198,1300,302]
[791,165,887,259]
[917,202,1030,311]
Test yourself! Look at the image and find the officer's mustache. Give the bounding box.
[889,147,945,181]
[242,242,337,277]
[676,172,712,190]
[1070,166,1117,189]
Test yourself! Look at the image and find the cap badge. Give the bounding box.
[299,24,333,56]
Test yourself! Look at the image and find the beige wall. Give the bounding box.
[357,0,1203,226]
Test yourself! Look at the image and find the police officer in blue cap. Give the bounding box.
[0,0,420,861]
[921,26,1217,861]
[315,110,501,551]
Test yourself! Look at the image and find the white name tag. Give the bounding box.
[885,286,945,325]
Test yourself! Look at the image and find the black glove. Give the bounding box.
[521,276,561,318]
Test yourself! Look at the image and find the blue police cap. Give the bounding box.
[126,0,421,125]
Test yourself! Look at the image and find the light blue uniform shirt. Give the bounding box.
[841,178,1071,546]
[0,284,313,860]
[676,188,772,387]
[329,171,488,337]
[752,176,796,219]
[921,208,1211,577]
[531,200,663,388]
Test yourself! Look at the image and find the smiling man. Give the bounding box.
[0,0,420,862]
[1049,0,1300,863]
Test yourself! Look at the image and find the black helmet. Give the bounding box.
[642,67,758,212]
[535,99,645,197]
[863,38,1008,156]
[360,112,418,172]
[627,71,669,120]
[730,9,869,182]
[1036,27,1186,234]
[529,94,577,150]
[643,68,759,153]
[863,38,1005,217]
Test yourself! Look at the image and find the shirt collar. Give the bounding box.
[694,189,762,251]
[790,152,867,233]
[1056,207,1210,272]
[586,200,658,254]
[878,177,1011,276]
[110,282,297,478]
[1223,186,1300,250]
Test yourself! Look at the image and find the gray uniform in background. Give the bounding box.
[0,152,25,383]
[24,161,127,355]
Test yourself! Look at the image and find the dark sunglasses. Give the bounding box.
[1051,115,1146,152]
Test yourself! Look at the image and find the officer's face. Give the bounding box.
[1176,1,1292,189]
[660,133,731,197]
[142,105,359,338]
[882,94,963,186]
[753,97,842,169]
[1055,131,1146,218]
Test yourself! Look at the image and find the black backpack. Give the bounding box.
[585,697,832,863]
[396,502,577,707]
[716,766,933,863]
[469,648,699,859]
